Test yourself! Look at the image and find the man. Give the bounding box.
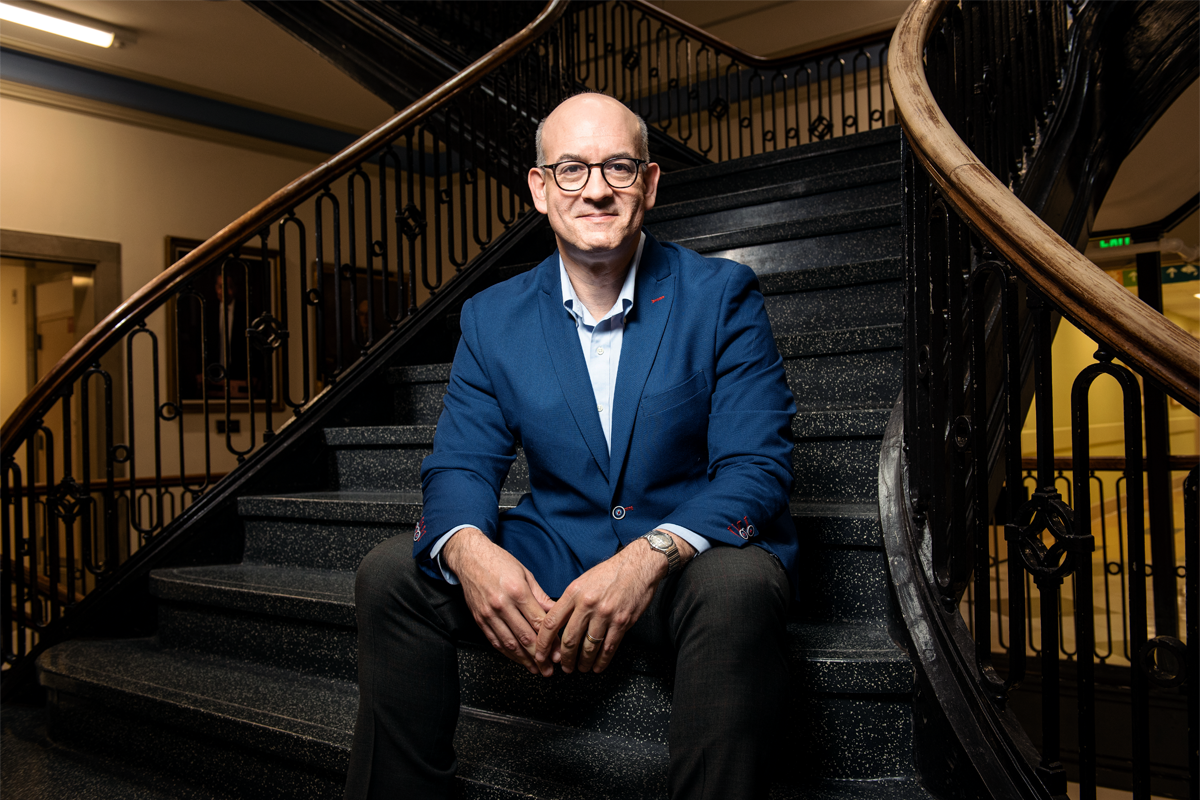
[348,93,798,799]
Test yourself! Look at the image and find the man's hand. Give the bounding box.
[534,532,696,676]
[442,527,554,675]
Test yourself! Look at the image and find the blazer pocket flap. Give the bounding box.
[639,370,709,417]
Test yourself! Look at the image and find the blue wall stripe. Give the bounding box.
[1,46,360,154]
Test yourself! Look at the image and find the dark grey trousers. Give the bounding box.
[345,535,790,799]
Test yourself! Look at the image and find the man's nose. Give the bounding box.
[579,165,614,201]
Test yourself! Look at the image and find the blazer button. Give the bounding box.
[611,506,625,520]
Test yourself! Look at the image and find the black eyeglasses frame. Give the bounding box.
[536,157,649,192]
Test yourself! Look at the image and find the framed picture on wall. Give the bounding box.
[164,237,283,411]
[314,261,408,384]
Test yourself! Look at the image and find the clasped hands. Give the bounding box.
[440,527,695,676]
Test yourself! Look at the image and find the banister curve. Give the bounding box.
[0,0,568,455]
[889,0,1200,413]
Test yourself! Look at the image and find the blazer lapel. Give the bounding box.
[538,259,611,481]
[609,234,675,485]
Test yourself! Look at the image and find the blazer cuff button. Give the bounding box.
[611,506,625,520]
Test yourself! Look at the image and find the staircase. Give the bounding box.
[31,126,937,798]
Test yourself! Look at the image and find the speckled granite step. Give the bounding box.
[236,490,524,570]
[34,640,680,800]
[785,349,903,410]
[765,279,903,337]
[648,159,899,223]
[650,185,899,253]
[790,501,883,548]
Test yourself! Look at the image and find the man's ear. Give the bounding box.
[528,167,549,215]
[642,162,662,211]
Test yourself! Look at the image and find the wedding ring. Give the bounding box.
[585,632,604,645]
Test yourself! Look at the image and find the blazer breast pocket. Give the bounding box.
[639,370,709,418]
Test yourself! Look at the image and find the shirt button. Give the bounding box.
[596,347,604,355]
[597,404,604,413]
[612,506,625,520]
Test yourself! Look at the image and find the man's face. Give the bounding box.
[528,95,660,269]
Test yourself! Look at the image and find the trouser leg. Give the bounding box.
[344,534,481,800]
[662,545,790,800]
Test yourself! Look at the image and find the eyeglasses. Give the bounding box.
[538,157,648,191]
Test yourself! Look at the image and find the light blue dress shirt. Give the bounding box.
[430,233,710,584]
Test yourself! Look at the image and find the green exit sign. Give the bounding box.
[1098,235,1132,249]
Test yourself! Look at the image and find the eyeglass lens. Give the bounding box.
[553,158,640,190]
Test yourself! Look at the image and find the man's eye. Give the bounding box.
[606,161,633,174]
[558,164,586,176]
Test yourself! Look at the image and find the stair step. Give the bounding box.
[777,323,901,358]
[385,362,451,424]
[786,349,903,410]
[668,201,901,255]
[791,502,883,548]
[792,407,892,440]
[792,437,882,503]
[38,634,919,796]
[765,279,903,337]
[649,159,899,223]
[647,182,899,245]
[654,126,900,197]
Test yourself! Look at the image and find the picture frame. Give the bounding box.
[164,237,283,411]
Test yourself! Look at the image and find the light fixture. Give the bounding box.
[0,2,134,48]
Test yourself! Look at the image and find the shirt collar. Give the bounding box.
[560,231,645,327]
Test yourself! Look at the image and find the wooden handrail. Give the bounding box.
[626,0,892,69]
[889,0,1200,413]
[0,0,568,458]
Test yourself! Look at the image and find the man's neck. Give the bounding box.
[560,238,637,322]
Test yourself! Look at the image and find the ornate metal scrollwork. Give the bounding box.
[247,313,288,353]
[399,203,427,242]
[808,115,833,140]
[622,48,640,70]
[1006,487,1090,586]
[48,477,87,524]
[1139,636,1187,689]
[708,97,728,120]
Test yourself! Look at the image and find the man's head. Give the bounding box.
[528,93,660,273]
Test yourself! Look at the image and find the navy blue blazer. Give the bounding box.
[416,232,798,597]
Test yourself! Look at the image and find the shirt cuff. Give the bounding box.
[430,524,478,585]
[655,524,713,556]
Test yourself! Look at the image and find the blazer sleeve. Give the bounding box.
[416,297,517,577]
[656,262,795,546]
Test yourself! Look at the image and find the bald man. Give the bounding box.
[348,93,798,799]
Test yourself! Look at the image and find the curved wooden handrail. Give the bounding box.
[889,0,1200,413]
[0,0,568,457]
[626,0,892,70]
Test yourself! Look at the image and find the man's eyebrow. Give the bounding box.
[552,152,638,162]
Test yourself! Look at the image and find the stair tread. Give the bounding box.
[239,490,525,521]
[153,564,904,669]
[324,425,436,446]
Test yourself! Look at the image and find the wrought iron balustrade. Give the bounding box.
[888,0,1198,798]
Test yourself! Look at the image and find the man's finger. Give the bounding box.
[591,627,627,673]
[525,569,555,614]
[477,616,539,675]
[535,595,574,667]
[575,628,607,673]
[558,606,593,673]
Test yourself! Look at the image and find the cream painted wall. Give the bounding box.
[0,262,29,422]
[1,96,323,476]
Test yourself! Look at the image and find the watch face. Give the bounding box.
[646,532,672,550]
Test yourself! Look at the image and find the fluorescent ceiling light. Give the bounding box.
[0,2,118,48]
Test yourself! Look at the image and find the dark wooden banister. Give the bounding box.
[0,0,568,457]
[625,0,892,69]
[889,0,1200,413]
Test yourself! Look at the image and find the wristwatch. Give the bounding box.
[643,530,682,575]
